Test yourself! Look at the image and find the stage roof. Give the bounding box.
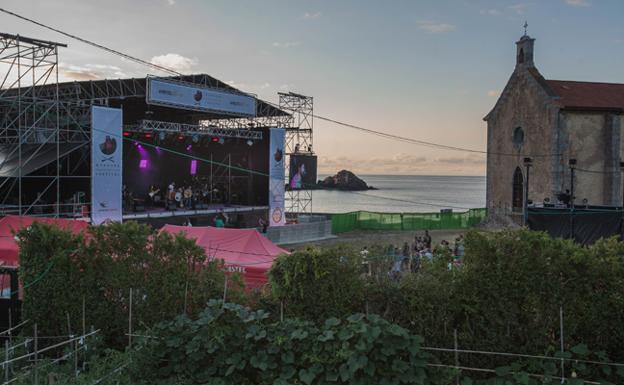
[3,73,289,122]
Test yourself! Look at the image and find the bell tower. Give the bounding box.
[516,22,535,68]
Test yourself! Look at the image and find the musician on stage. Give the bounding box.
[148,184,160,208]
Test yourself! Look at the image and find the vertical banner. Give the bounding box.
[91,106,123,225]
[269,128,286,226]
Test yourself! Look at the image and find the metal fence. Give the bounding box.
[331,208,487,233]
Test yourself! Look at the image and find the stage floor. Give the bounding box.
[122,205,268,220]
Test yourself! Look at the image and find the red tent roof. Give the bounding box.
[0,215,89,267]
[160,225,288,288]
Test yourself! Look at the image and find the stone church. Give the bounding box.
[485,34,624,216]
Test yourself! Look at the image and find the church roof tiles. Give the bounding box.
[544,79,624,112]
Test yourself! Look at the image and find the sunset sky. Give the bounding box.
[2,0,623,175]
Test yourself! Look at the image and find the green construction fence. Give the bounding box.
[331,208,487,233]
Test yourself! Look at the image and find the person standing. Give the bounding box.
[424,230,432,249]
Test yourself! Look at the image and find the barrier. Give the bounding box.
[331,208,487,233]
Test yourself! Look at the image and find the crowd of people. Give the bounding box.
[360,231,466,280]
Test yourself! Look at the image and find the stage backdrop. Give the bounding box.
[269,128,285,226]
[91,106,123,225]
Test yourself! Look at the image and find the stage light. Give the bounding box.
[177,134,185,141]
[190,160,197,175]
[246,140,253,146]
[158,131,166,141]
[186,144,192,151]
[144,133,153,139]
[192,134,199,143]
[219,137,225,145]
[123,131,131,137]
[211,137,219,143]
[139,159,148,169]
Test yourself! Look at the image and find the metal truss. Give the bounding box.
[279,92,314,215]
[128,119,263,140]
[0,33,70,217]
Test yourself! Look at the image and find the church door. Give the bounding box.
[512,167,524,212]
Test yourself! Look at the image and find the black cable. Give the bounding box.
[0,7,181,76]
[0,7,562,159]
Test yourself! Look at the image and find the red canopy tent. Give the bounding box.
[160,225,288,289]
[0,215,89,268]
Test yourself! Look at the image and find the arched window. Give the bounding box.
[512,127,524,147]
[518,48,525,64]
[512,167,524,212]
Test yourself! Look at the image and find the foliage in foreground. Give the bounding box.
[18,221,225,346]
[130,300,452,385]
[6,301,624,385]
[267,230,624,367]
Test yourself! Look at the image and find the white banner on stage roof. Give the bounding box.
[146,77,256,116]
[269,128,286,227]
[91,106,123,225]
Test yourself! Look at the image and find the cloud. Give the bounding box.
[59,63,129,81]
[436,155,486,166]
[417,20,456,34]
[564,0,589,6]
[302,11,322,20]
[272,41,301,48]
[479,9,501,16]
[150,53,197,73]
[226,80,272,92]
[509,3,527,14]
[317,153,485,175]
[487,90,500,97]
[166,0,176,5]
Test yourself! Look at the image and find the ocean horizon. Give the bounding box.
[311,174,486,214]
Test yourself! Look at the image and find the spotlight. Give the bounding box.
[192,134,199,143]
[211,137,219,143]
[144,132,153,139]
[123,131,131,137]
[246,140,253,146]
[177,134,185,141]
[158,131,166,141]
[219,137,225,145]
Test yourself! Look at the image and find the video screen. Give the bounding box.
[288,155,318,190]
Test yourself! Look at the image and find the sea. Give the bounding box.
[311,175,486,214]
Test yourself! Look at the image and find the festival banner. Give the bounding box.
[91,106,123,225]
[146,77,256,116]
[269,128,286,226]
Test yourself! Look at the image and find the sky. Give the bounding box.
[1,0,623,176]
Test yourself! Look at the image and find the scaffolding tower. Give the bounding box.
[0,33,91,218]
[279,92,313,216]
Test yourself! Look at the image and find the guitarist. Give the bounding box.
[148,185,160,207]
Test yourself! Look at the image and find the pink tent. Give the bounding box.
[160,225,288,289]
[0,215,89,267]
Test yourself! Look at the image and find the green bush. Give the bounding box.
[269,246,365,322]
[18,221,225,346]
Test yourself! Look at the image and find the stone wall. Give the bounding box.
[486,69,559,211]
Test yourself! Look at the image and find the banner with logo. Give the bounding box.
[269,128,286,226]
[146,77,256,116]
[91,106,123,225]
